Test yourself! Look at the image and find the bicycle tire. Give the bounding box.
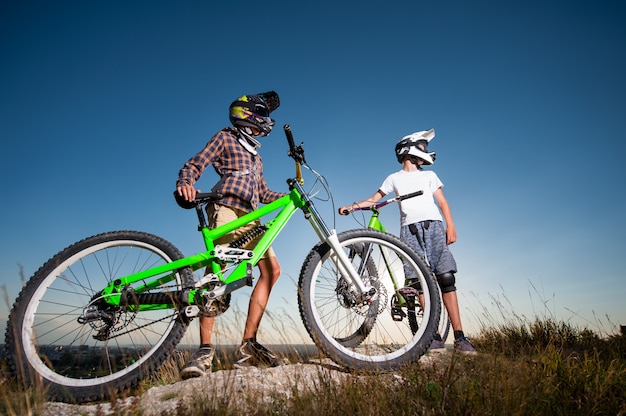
[438,296,451,342]
[298,229,441,371]
[4,230,194,403]
[410,286,451,342]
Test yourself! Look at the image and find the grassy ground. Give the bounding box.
[2,317,625,416]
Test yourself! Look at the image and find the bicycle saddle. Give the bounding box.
[173,191,223,209]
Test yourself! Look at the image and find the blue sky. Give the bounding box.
[1,1,624,344]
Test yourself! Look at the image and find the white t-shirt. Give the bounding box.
[379,169,443,226]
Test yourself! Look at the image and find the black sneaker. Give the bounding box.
[180,345,215,379]
[454,336,477,354]
[398,285,419,298]
[428,339,447,353]
[235,339,287,368]
[400,279,422,297]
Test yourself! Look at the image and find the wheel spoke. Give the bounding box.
[299,229,441,370]
[6,231,193,403]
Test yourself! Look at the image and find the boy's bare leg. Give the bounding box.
[243,256,281,339]
[235,256,286,367]
[441,291,462,331]
[199,316,214,344]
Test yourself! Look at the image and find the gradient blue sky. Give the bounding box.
[1,1,624,344]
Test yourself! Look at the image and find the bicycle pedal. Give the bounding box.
[391,306,406,321]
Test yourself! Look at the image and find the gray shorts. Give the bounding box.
[400,220,457,276]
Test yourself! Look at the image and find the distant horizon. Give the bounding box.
[1,1,624,343]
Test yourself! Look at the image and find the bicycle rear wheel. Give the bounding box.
[298,229,441,371]
[4,231,193,403]
[410,289,451,342]
[437,294,451,341]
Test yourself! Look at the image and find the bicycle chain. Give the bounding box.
[102,312,178,340]
[92,233,261,341]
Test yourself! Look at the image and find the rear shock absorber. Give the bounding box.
[229,224,268,249]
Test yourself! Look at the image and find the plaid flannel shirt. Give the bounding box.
[176,128,285,212]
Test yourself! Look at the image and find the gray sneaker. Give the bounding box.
[454,337,477,354]
[180,345,215,379]
[235,339,287,368]
[428,339,447,352]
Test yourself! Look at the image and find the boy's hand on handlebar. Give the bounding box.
[338,206,352,215]
[177,185,199,202]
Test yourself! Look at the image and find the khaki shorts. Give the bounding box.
[207,204,276,259]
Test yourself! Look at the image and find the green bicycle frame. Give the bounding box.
[100,185,307,310]
[367,208,387,233]
[98,123,376,313]
[363,207,405,296]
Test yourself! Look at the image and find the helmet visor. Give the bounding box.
[253,103,270,118]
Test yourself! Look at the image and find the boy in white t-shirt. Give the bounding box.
[338,129,476,353]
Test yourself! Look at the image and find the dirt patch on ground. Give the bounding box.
[42,358,352,416]
[42,348,442,415]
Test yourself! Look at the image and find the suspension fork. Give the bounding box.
[289,179,374,299]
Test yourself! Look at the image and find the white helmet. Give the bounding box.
[394,129,436,165]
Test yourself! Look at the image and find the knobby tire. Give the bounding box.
[4,231,194,403]
[298,229,441,371]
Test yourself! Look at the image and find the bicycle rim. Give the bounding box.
[6,231,192,402]
[299,229,441,371]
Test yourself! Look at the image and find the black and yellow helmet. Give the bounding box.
[229,91,280,136]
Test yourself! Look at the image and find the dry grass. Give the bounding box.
[2,277,625,415]
[2,318,625,415]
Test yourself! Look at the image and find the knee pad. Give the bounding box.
[436,272,457,293]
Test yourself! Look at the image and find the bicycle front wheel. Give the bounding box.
[4,230,194,403]
[298,229,441,371]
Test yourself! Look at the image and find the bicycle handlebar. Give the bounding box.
[342,190,424,214]
[284,124,306,184]
[284,124,306,164]
[284,124,296,152]
[392,190,424,203]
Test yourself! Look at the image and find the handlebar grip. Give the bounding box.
[398,190,424,201]
[284,124,296,151]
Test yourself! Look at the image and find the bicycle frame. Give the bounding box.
[97,126,372,314]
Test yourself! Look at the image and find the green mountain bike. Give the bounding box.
[5,125,441,403]
[342,193,451,342]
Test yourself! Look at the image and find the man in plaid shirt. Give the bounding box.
[176,91,287,378]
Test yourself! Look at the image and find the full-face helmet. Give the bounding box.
[229,91,280,136]
[394,129,436,165]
